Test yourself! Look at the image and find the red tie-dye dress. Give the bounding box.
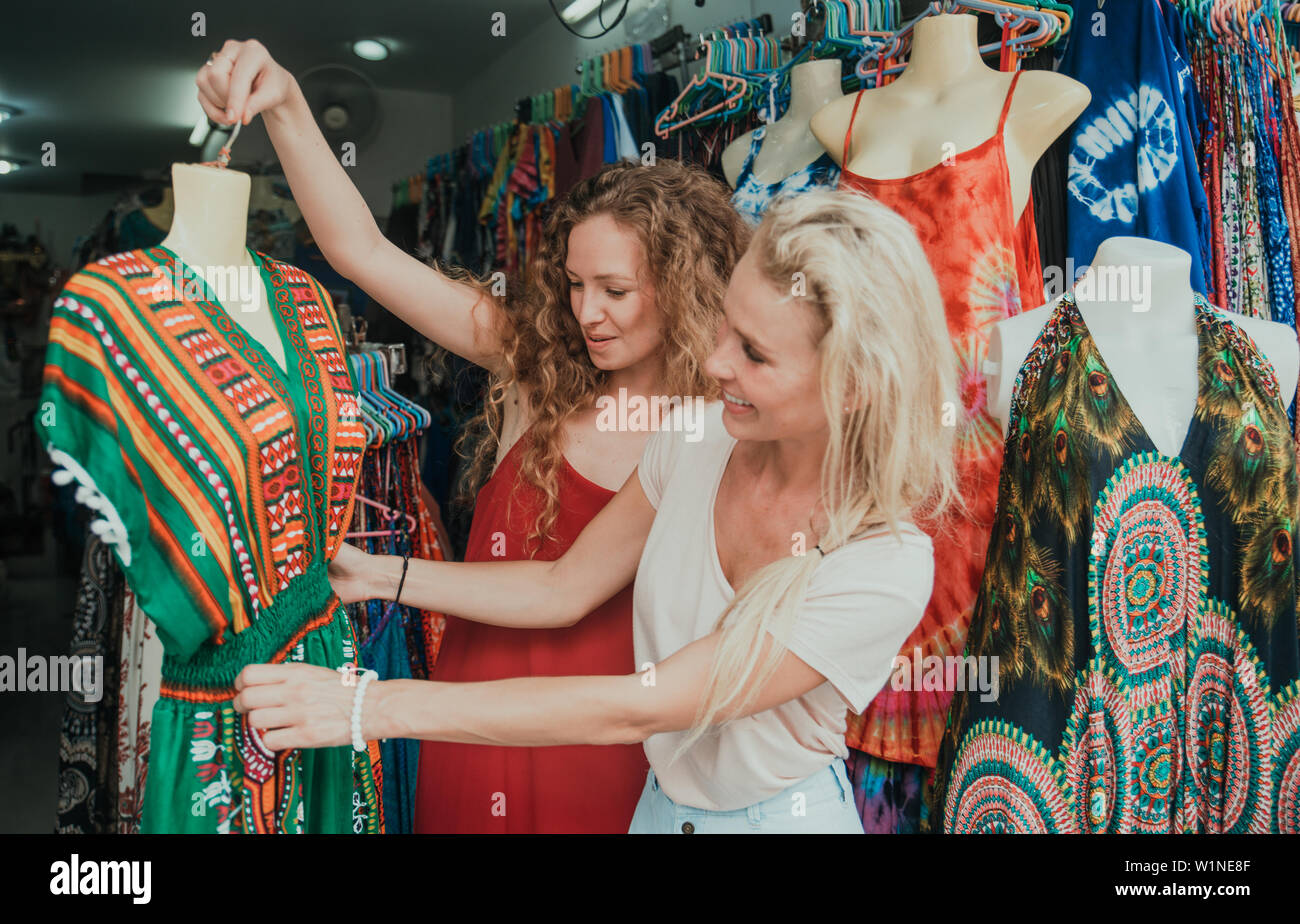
[838,68,1045,776]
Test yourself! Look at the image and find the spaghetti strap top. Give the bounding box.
[835,68,1047,770]
[841,69,1024,172]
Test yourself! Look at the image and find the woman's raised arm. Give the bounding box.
[196,39,506,373]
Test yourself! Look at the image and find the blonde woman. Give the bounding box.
[199,40,748,833]
[233,189,960,833]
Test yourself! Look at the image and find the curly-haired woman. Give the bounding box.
[198,40,749,832]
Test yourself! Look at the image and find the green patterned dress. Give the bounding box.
[38,246,382,833]
[933,291,1300,833]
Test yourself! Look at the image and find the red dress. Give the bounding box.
[413,426,649,833]
[838,68,1045,768]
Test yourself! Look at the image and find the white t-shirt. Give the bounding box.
[633,400,934,811]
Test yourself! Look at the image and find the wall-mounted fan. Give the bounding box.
[297,64,382,152]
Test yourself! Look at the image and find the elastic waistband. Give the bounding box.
[161,558,341,700]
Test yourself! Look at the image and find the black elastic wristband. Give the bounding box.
[394,553,411,605]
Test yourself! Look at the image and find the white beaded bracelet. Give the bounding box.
[351,669,379,752]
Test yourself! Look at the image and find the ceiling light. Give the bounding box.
[561,0,602,23]
[0,160,20,174]
[352,39,389,61]
[0,104,20,123]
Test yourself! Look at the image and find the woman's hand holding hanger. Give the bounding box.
[192,40,509,377]
[194,39,293,127]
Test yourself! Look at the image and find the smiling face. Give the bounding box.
[704,248,829,442]
[565,213,663,374]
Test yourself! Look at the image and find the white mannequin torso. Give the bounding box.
[808,12,1090,219]
[986,237,1300,456]
[160,162,285,371]
[721,59,844,188]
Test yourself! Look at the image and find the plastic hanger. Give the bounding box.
[351,353,399,445]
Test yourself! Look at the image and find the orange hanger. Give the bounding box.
[622,45,637,89]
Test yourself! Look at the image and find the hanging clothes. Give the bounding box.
[609,94,640,162]
[1060,0,1210,293]
[414,424,648,833]
[37,247,382,834]
[346,434,450,834]
[837,69,1046,789]
[115,586,163,833]
[55,529,127,834]
[729,127,840,227]
[933,290,1300,833]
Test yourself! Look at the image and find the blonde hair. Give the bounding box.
[457,160,749,553]
[671,188,962,761]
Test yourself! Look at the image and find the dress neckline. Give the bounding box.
[1061,290,1210,462]
[150,244,325,549]
[492,423,618,498]
[840,69,1022,188]
[153,244,293,378]
[737,126,834,191]
[708,437,740,597]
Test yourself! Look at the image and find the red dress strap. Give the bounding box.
[996,69,1023,136]
[842,88,868,167]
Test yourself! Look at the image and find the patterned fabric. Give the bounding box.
[839,68,1045,769]
[55,530,126,834]
[845,746,930,834]
[932,291,1300,833]
[1186,10,1300,355]
[729,126,840,226]
[1060,0,1210,294]
[116,586,162,833]
[345,436,450,834]
[37,246,382,833]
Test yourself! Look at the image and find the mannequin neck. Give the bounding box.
[782,59,843,120]
[897,13,989,86]
[160,162,252,270]
[1075,237,1194,322]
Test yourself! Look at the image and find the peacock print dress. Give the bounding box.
[38,246,382,833]
[933,290,1300,833]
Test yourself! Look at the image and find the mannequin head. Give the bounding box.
[463,159,749,550]
[678,188,962,756]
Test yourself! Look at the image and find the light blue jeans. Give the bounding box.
[627,758,864,834]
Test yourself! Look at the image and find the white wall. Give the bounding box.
[235,86,454,222]
[448,0,793,144]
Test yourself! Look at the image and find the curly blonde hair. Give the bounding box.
[458,159,750,553]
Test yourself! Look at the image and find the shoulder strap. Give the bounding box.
[736,128,765,184]
[996,69,1023,136]
[842,89,867,167]
[1009,294,1077,418]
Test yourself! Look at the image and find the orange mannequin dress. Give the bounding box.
[413,426,649,832]
[837,68,1045,829]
